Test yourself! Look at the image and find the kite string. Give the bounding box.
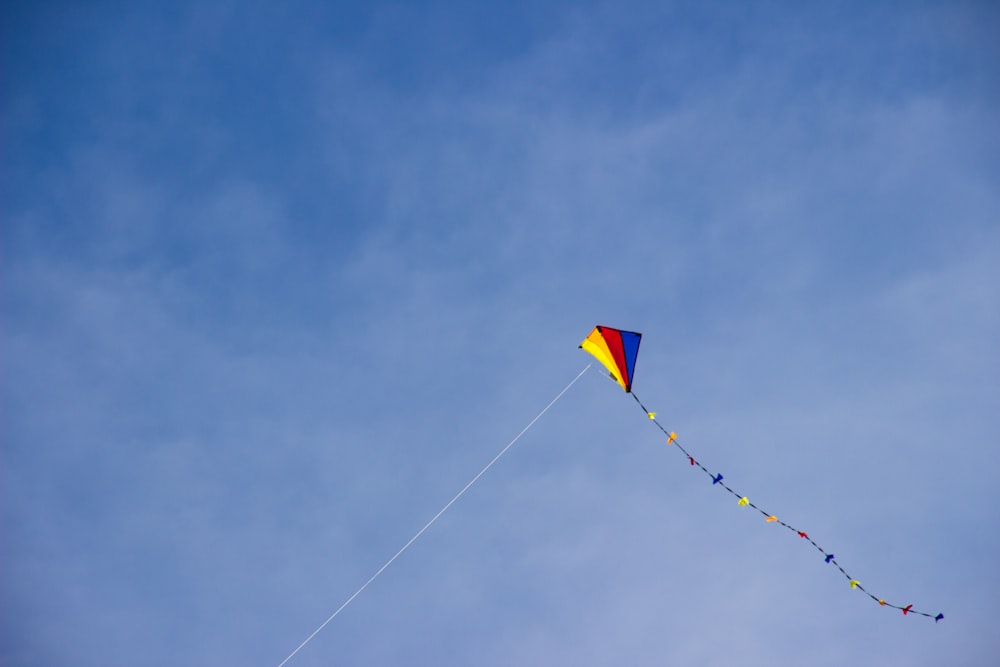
[276,363,592,667]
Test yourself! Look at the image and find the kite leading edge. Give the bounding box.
[580,324,942,623]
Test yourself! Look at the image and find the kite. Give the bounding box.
[580,325,943,622]
[278,328,943,666]
[580,325,641,392]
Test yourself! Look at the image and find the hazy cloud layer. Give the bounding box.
[3,2,998,665]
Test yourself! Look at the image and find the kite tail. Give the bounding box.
[630,391,943,622]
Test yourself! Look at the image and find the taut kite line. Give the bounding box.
[276,365,592,666]
[581,325,943,622]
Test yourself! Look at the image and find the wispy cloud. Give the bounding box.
[3,2,998,665]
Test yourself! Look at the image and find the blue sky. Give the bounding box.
[3,2,998,665]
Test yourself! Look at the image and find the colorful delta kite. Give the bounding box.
[579,326,641,393]
[579,325,943,623]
